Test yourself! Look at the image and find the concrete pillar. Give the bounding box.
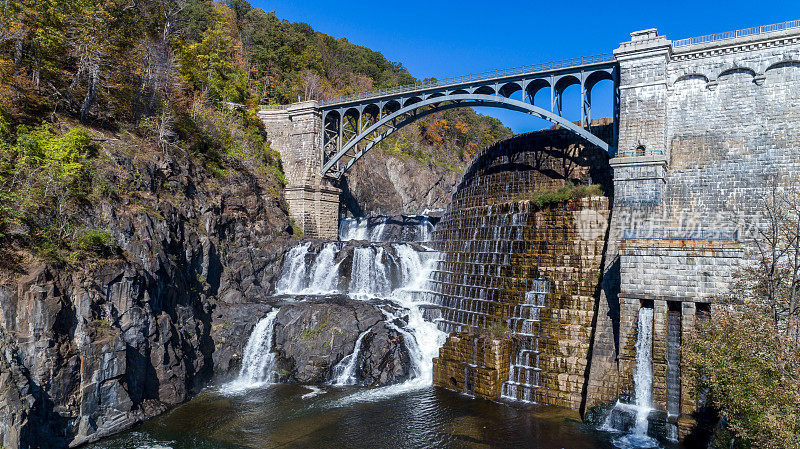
[651,299,668,410]
[259,101,341,239]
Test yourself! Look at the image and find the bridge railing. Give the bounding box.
[673,19,800,47]
[319,53,615,107]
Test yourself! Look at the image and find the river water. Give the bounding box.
[87,384,621,449]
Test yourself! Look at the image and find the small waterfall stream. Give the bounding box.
[331,326,374,385]
[632,306,655,436]
[602,305,659,449]
[222,309,280,393]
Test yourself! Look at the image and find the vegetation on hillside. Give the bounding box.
[0,0,511,263]
[688,184,800,449]
[385,108,512,170]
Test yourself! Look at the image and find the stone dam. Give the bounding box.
[254,22,800,446]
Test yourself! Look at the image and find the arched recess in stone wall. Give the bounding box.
[673,73,710,85]
[764,59,800,73]
[716,66,757,82]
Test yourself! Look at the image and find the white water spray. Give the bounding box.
[275,242,311,294]
[349,246,391,297]
[603,306,659,449]
[222,309,280,394]
[303,242,342,294]
[632,306,654,435]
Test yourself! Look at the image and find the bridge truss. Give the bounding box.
[319,54,619,178]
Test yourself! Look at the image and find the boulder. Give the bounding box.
[272,296,413,386]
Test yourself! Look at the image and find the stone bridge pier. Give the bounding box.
[259,101,340,239]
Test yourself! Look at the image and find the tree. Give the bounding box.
[301,68,321,101]
[688,180,800,448]
[734,180,800,335]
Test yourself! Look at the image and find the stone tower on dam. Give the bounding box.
[260,20,800,440]
[587,23,800,436]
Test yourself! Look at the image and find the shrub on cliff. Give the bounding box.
[512,183,604,207]
[0,123,96,237]
[0,121,123,264]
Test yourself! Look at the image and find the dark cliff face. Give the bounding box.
[0,134,294,448]
[340,149,463,217]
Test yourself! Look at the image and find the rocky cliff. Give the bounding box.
[0,130,294,448]
[340,148,463,216]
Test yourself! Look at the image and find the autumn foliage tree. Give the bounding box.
[688,182,800,449]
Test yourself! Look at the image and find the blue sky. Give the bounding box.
[250,0,795,133]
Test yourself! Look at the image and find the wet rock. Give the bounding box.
[273,296,382,383]
[272,297,413,386]
[358,322,412,385]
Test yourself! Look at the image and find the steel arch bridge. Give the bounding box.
[319,54,619,179]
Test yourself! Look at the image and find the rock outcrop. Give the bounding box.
[272,296,411,385]
[340,149,462,216]
[0,133,293,448]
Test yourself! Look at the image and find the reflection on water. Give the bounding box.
[88,384,627,449]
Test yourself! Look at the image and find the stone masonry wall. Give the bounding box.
[433,333,511,400]
[586,25,800,437]
[429,128,611,408]
[260,102,340,239]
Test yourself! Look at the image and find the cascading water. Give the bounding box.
[275,242,343,295]
[339,216,435,242]
[349,246,392,297]
[602,306,659,449]
[331,327,373,385]
[632,307,655,436]
[340,217,370,241]
[304,242,343,294]
[233,214,445,397]
[222,309,280,393]
[275,242,311,294]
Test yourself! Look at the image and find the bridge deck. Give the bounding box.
[319,53,616,109]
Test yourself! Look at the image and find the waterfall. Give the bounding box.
[386,253,447,385]
[394,243,425,286]
[331,248,446,406]
[331,327,373,385]
[349,246,391,297]
[275,242,311,294]
[602,306,659,449]
[339,217,369,241]
[339,216,436,242]
[221,309,280,394]
[256,230,446,402]
[370,222,387,242]
[632,306,654,435]
[304,242,342,294]
[418,217,433,242]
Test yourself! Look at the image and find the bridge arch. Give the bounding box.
[320,93,614,177]
[499,82,523,98]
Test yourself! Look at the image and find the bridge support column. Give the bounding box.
[259,101,340,239]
